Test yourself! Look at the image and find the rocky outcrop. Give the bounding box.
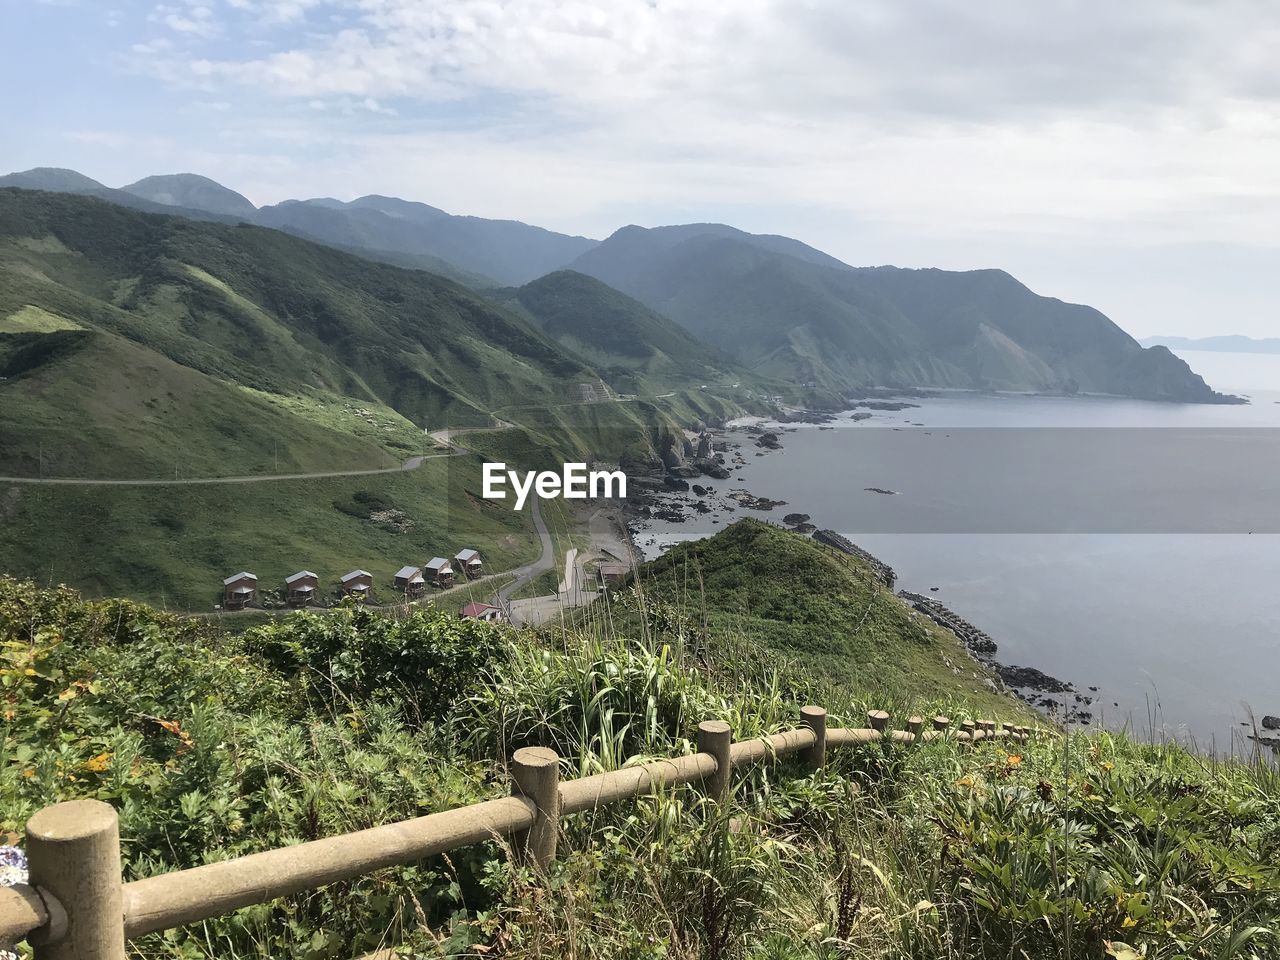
[899,591,997,655]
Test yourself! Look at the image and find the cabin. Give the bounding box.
[425,557,454,586]
[454,548,483,578]
[597,563,628,588]
[339,570,373,599]
[460,602,503,623]
[394,565,425,598]
[284,570,318,607]
[222,572,258,610]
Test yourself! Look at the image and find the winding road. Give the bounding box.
[496,498,555,606]
[0,453,454,487]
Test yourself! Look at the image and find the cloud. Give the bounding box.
[151,3,221,38]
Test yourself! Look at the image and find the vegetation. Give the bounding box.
[0,453,537,609]
[2,523,1274,959]
[614,520,1021,716]
[0,188,593,478]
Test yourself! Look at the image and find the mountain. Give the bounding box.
[1142,335,1280,355]
[257,197,597,285]
[2,168,597,287]
[489,270,751,396]
[0,188,596,480]
[0,166,108,193]
[121,173,259,220]
[569,224,1236,403]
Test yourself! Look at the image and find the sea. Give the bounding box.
[634,350,1280,749]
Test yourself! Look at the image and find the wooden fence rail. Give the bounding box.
[1,709,1038,959]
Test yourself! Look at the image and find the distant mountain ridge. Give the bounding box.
[0,166,1239,403]
[0,168,597,286]
[568,224,1237,404]
[1142,335,1280,355]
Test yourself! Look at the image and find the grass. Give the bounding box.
[0,187,601,479]
[1,514,1277,960]
[597,519,1026,719]
[0,453,539,610]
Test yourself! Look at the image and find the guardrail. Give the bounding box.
[1,709,1038,959]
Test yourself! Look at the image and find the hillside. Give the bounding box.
[3,568,1275,958]
[570,225,1236,402]
[490,270,753,396]
[0,187,595,479]
[627,519,1018,713]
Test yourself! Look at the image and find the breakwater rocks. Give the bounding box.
[899,589,1095,724]
[899,592,998,656]
[814,530,896,589]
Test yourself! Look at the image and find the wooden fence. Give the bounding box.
[0,709,1037,959]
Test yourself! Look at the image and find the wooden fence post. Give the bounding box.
[697,720,733,803]
[867,710,890,734]
[799,706,827,770]
[906,716,924,742]
[26,799,126,960]
[511,747,560,869]
[932,715,951,733]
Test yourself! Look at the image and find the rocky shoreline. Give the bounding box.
[625,407,1103,727]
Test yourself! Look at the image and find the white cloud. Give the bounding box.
[151,3,221,38]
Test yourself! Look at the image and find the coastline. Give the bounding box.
[624,409,1102,727]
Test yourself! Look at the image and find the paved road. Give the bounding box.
[497,498,554,609]
[0,452,457,487]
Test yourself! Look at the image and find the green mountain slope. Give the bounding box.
[632,518,1018,713]
[570,225,1235,402]
[0,188,595,478]
[489,270,752,396]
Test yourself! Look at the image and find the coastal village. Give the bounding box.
[219,547,500,620]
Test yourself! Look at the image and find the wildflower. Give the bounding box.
[955,775,974,787]
[84,752,113,773]
[22,669,35,677]
[1005,754,1022,766]
[1101,761,1115,773]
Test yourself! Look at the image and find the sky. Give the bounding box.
[3,0,1279,338]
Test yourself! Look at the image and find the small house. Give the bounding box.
[425,557,454,586]
[598,563,628,587]
[454,548,483,578]
[339,569,373,599]
[394,565,425,598]
[222,572,258,610]
[284,570,318,607]
[460,602,503,623]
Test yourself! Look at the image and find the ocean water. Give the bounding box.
[635,351,1280,747]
